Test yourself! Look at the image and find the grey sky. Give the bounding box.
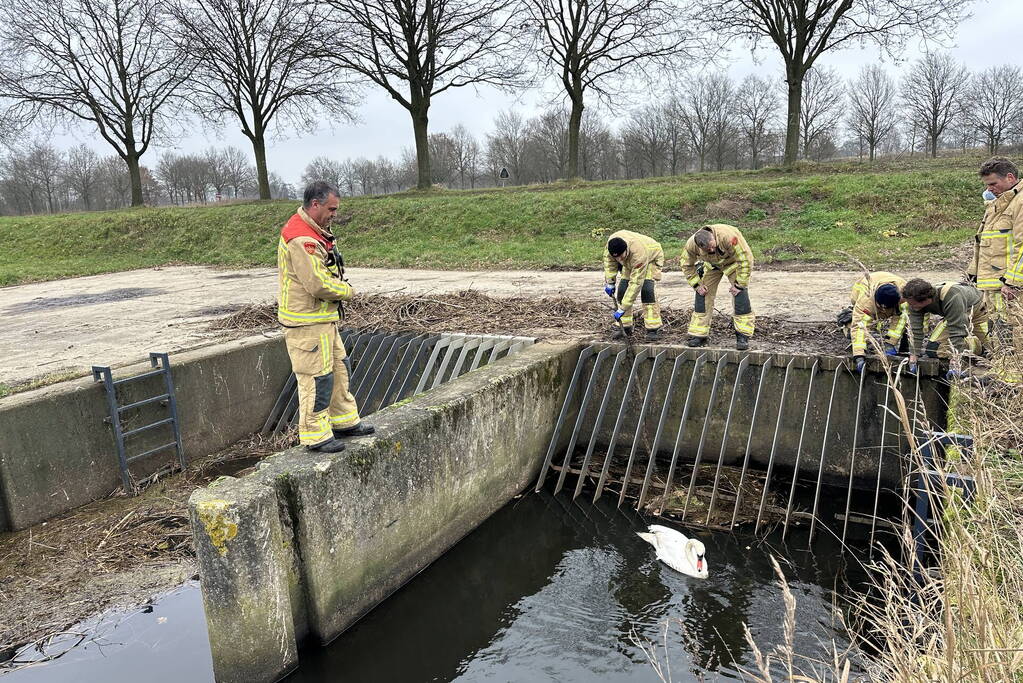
[53,0,1020,186]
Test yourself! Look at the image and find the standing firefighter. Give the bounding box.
[681,224,755,350]
[277,182,375,453]
[844,272,909,373]
[970,157,1023,345]
[902,278,988,377]
[603,230,664,339]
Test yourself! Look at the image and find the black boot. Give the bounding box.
[307,438,346,453]
[334,422,376,438]
[735,333,750,351]
[611,326,633,340]
[686,336,707,348]
[645,327,662,340]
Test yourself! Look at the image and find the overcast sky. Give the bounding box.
[53,0,1022,186]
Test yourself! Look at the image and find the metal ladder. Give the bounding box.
[92,352,186,493]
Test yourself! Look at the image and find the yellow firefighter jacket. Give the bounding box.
[277,207,354,327]
[970,181,1023,289]
[849,272,908,356]
[681,224,753,289]
[603,230,664,310]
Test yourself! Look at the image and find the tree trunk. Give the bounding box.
[930,135,938,158]
[783,68,803,166]
[126,152,144,207]
[567,93,584,179]
[251,135,271,200]
[411,106,431,190]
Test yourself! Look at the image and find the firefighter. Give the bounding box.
[277,181,375,453]
[902,278,988,377]
[603,230,664,339]
[970,157,1023,347]
[844,272,909,373]
[681,224,755,350]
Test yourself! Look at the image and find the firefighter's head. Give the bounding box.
[303,181,340,229]
[694,227,717,253]
[901,279,935,311]
[874,284,901,311]
[979,157,1019,197]
[607,236,628,264]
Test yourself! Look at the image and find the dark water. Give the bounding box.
[4,493,861,683]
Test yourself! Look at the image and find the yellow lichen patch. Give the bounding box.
[196,499,238,556]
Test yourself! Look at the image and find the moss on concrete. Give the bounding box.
[195,499,239,556]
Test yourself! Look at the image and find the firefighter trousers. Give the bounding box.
[924,305,989,358]
[615,278,661,330]
[283,323,361,446]
[687,268,755,338]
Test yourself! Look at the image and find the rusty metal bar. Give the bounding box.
[618,350,667,507]
[535,345,597,492]
[573,349,627,500]
[593,349,649,503]
[840,366,868,547]
[682,355,727,519]
[731,358,773,528]
[636,354,688,510]
[782,359,820,541]
[554,346,614,495]
[808,366,842,545]
[706,355,750,525]
[658,353,708,515]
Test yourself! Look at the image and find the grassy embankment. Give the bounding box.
[0,155,985,287]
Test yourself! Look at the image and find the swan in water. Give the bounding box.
[636,525,708,579]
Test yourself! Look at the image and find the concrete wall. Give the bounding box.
[0,336,291,531]
[188,342,575,683]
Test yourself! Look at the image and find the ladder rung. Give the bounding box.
[113,368,164,386]
[122,417,175,438]
[127,442,178,463]
[118,394,171,412]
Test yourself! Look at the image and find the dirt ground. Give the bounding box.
[0,265,956,388]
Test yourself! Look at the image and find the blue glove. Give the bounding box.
[945,368,967,381]
[908,362,918,375]
[883,344,899,357]
[854,356,866,374]
[604,284,615,298]
[613,309,624,321]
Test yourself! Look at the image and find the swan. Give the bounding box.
[636,524,709,579]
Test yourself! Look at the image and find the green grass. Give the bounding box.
[0,155,986,286]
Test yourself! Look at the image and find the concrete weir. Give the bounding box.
[189,342,575,683]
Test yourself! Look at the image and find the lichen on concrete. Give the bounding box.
[196,499,238,556]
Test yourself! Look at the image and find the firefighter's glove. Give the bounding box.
[854,356,866,374]
[907,362,918,375]
[883,344,899,357]
[604,284,615,298]
[613,309,625,322]
[945,368,968,381]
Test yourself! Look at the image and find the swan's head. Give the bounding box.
[687,539,709,579]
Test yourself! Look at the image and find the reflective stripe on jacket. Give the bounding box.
[681,224,754,289]
[970,182,1023,289]
[277,208,354,327]
[849,271,907,356]
[603,230,664,310]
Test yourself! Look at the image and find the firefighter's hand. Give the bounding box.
[613,309,625,321]
[945,368,968,381]
[907,356,918,375]
[604,284,615,298]
[883,344,899,356]
[696,285,708,296]
[854,356,866,374]
[1002,285,1018,301]
[729,284,741,296]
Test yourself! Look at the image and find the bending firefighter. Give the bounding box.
[681,224,755,350]
[843,272,909,373]
[902,279,988,377]
[277,181,375,453]
[603,230,664,339]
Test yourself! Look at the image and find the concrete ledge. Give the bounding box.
[189,342,576,681]
[0,334,290,531]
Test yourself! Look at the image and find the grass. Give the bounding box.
[0,154,988,287]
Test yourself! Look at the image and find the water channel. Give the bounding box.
[5,492,864,682]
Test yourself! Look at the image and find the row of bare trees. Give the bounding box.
[0,0,973,204]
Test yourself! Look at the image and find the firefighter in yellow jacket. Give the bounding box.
[971,157,1023,346]
[277,182,375,453]
[845,272,909,373]
[681,224,755,350]
[603,230,664,339]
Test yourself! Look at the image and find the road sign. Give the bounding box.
[499,167,509,179]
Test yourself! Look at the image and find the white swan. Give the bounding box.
[636,524,709,579]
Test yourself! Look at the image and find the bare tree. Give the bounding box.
[970,65,1023,155]
[705,0,972,166]
[799,66,844,159]
[323,0,523,190]
[487,110,530,185]
[302,156,347,191]
[678,74,733,172]
[523,0,696,179]
[901,52,969,158]
[735,75,779,170]
[846,65,898,161]
[0,0,187,206]
[63,145,102,210]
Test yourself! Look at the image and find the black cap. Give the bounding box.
[874,283,900,308]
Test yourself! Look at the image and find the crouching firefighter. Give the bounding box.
[681,224,755,350]
[902,278,989,378]
[841,272,910,374]
[277,181,375,453]
[603,230,665,340]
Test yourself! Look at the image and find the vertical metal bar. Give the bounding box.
[396,335,441,401]
[469,338,499,372]
[636,354,688,510]
[152,353,186,470]
[261,373,297,435]
[593,349,649,503]
[782,359,820,541]
[355,333,401,396]
[413,336,453,395]
[808,367,842,545]
[730,358,773,529]
[912,439,937,580]
[348,332,376,375]
[617,350,667,507]
[450,336,484,378]
[376,335,426,411]
[658,353,708,516]
[706,355,750,525]
[681,355,727,518]
[349,332,386,389]
[869,382,894,553]
[361,334,414,413]
[554,347,613,495]
[92,365,132,491]
[756,357,797,534]
[274,385,299,433]
[431,335,468,388]
[841,367,869,547]
[573,349,627,500]
[534,346,598,492]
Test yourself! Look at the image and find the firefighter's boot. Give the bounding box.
[646,327,662,340]
[612,326,634,340]
[735,333,750,351]
[686,336,707,348]
[334,422,376,438]
[307,438,347,453]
